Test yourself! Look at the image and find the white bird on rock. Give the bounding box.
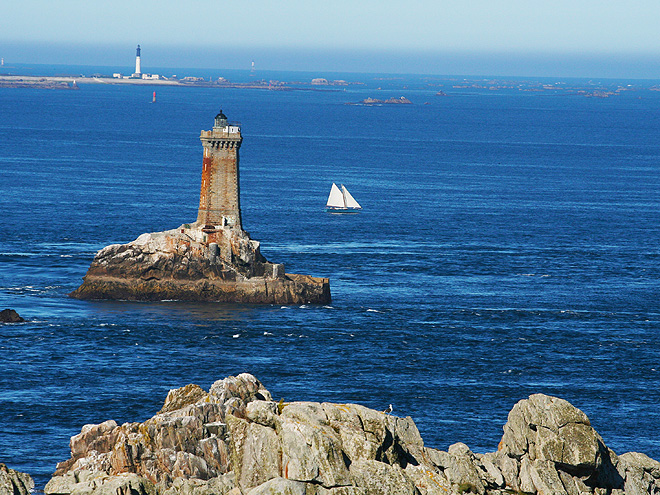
[383,404,393,414]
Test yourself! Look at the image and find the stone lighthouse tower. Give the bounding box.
[196,111,243,230]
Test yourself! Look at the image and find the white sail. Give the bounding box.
[341,184,362,209]
[326,183,345,208]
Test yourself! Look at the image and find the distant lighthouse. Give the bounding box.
[134,45,142,76]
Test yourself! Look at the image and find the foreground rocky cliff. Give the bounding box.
[42,374,659,495]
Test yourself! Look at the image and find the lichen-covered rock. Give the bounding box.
[444,443,487,495]
[160,473,237,495]
[159,385,208,414]
[211,374,272,406]
[44,377,660,495]
[0,463,34,495]
[403,464,451,495]
[322,403,388,462]
[349,459,417,495]
[494,394,632,495]
[45,471,155,495]
[499,394,601,472]
[226,415,280,492]
[617,452,660,495]
[279,402,351,488]
[245,477,308,495]
[51,374,268,488]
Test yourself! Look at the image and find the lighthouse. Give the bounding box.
[196,111,243,230]
[134,45,142,77]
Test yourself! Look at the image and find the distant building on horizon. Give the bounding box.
[133,45,142,78]
[125,45,162,80]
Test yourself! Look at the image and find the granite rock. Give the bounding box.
[44,375,660,495]
[0,463,34,495]
[69,226,330,305]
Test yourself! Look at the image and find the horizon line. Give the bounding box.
[3,60,660,83]
[2,43,660,80]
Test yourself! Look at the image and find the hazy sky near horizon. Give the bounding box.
[3,0,660,77]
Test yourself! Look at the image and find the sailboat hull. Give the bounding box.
[325,207,361,213]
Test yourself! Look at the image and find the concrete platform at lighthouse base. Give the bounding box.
[69,273,331,305]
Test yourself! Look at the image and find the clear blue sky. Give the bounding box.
[2,0,660,78]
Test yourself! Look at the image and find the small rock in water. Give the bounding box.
[0,309,24,323]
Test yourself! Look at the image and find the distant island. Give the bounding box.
[0,74,363,92]
[0,74,353,91]
[0,77,79,89]
[347,96,412,105]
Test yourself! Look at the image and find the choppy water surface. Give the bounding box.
[1,72,660,488]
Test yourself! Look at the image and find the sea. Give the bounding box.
[1,65,660,489]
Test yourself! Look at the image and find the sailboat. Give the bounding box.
[326,183,362,212]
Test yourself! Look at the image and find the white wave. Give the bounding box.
[232,334,240,338]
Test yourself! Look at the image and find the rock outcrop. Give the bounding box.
[69,227,330,304]
[0,463,34,495]
[0,309,24,323]
[45,374,660,495]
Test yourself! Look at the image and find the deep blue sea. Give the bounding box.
[1,68,660,489]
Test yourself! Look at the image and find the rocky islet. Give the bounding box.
[69,113,330,305]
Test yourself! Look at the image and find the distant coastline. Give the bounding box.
[2,71,659,98]
[0,74,360,91]
[0,76,80,89]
